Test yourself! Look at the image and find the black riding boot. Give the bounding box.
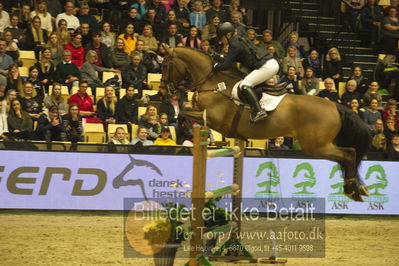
[241,85,268,123]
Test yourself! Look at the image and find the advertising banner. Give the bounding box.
[0,150,397,214]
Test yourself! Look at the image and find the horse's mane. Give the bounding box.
[174,47,244,79]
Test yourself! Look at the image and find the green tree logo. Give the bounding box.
[329,165,345,195]
[256,162,280,194]
[292,163,316,195]
[365,165,388,196]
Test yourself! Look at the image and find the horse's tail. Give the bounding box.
[334,103,371,167]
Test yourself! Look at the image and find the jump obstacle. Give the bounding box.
[188,126,287,265]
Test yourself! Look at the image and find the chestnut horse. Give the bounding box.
[159,47,370,202]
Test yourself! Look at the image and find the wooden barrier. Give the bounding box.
[189,126,287,265]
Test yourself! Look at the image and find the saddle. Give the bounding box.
[254,83,288,97]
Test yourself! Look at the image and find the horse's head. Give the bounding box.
[159,45,188,98]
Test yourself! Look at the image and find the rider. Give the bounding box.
[213,22,281,123]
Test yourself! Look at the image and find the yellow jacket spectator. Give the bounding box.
[154,126,177,146]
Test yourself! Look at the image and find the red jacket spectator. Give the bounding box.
[65,43,84,67]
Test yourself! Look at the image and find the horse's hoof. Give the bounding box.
[359,185,370,196]
[344,192,364,202]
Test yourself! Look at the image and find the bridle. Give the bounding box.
[160,48,214,95]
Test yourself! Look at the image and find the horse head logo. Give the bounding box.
[365,165,388,196]
[329,165,345,195]
[292,163,316,195]
[113,154,163,200]
[256,162,280,194]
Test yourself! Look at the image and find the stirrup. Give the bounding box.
[250,109,268,123]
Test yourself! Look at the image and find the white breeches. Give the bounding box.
[240,58,280,87]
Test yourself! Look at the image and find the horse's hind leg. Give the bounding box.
[302,143,364,202]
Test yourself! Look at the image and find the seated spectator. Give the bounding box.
[100,22,115,49]
[227,0,247,25]
[54,50,81,88]
[269,136,289,150]
[323,47,343,89]
[363,99,382,129]
[34,105,65,141]
[35,48,55,90]
[43,83,68,116]
[24,16,49,58]
[20,81,43,121]
[342,0,365,31]
[189,1,207,30]
[135,40,158,73]
[183,26,201,48]
[108,126,130,145]
[138,24,159,53]
[46,32,64,65]
[302,49,322,78]
[370,133,387,152]
[206,0,227,23]
[139,104,158,124]
[284,31,306,59]
[140,114,161,140]
[148,0,167,25]
[3,30,19,62]
[349,98,364,119]
[0,1,9,34]
[118,23,138,55]
[349,66,369,94]
[30,0,53,34]
[68,80,95,119]
[380,6,399,54]
[131,126,154,146]
[26,66,45,101]
[121,7,142,33]
[258,29,285,59]
[265,44,280,61]
[0,39,15,97]
[56,1,80,31]
[301,67,319,95]
[62,104,84,143]
[78,3,99,32]
[154,126,176,145]
[386,134,399,160]
[141,8,163,39]
[97,86,117,127]
[161,10,185,38]
[370,118,384,138]
[84,31,112,68]
[280,66,301,94]
[123,53,149,95]
[0,100,8,139]
[111,38,131,71]
[282,46,304,78]
[55,19,70,46]
[229,10,246,37]
[341,80,363,107]
[200,40,216,57]
[382,99,399,127]
[246,28,260,46]
[159,112,170,128]
[384,115,399,142]
[363,81,382,106]
[7,99,33,140]
[65,32,85,67]
[80,50,120,88]
[201,15,220,45]
[79,23,92,47]
[160,93,181,125]
[4,14,24,45]
[5,64,24,96]
[1,89,17,115]
[317,78,341,103]
[18,4,31,30]
[383,0,399,15]
[360,0,383,47]
[161,23,184,48]
[115,85,139,125]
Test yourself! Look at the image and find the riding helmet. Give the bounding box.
[217,22,235,38]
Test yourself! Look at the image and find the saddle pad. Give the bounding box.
[231,81,287,111]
